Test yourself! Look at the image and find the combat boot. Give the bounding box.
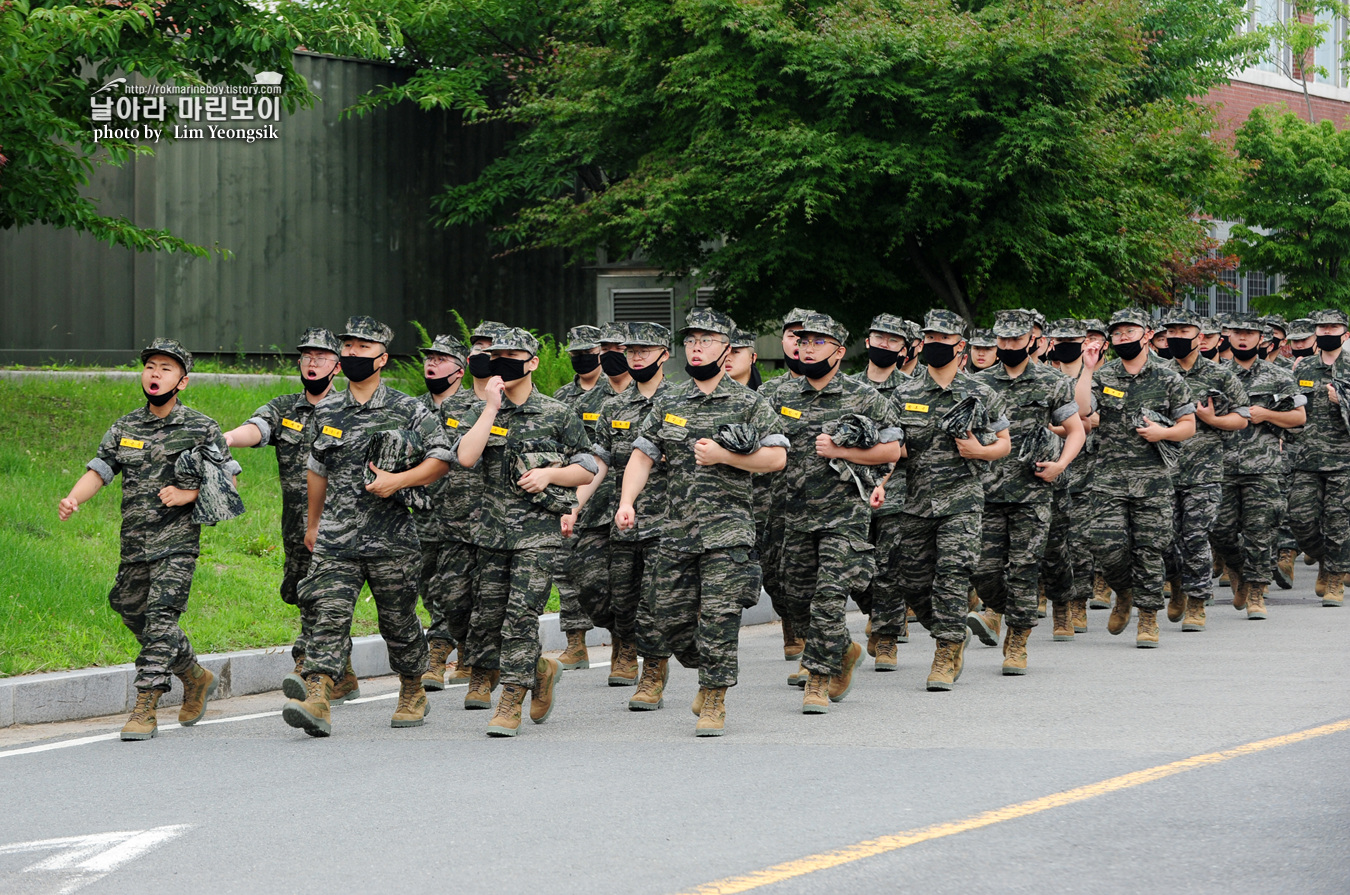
[897,614,910,644]
[121,689,161,741]
[1037,582,1047,619]
[788,662,809,688]
[1275,549,1296,589]
[865,618,877,657]
[926,639,959,691]
[464,667,499,710]
[1316,562,1331,598]
[829,642,864,702]
[282,654,306,699]
[952,631,970,681]
[696,687,727,736]
[967,587,981,613]
[1166,579,1186,623]
[1212,554,1224,579]
[907,606,918,623]
[1182,597,1207,632]
[176,662,217,726]
[802,673,830,714]
[1052,602,1074,641]
[966,608,1002,646]
[447,648,471,681]
[330,658,361,705]
[783,619,804,661]
[282,674,332,737]
[1230,567,1248,609]
[608,639,639,687]
[558,630,589,670]
[486,684,526,737]
[1070,598,1089,633]
[1107,589,1134,635]
[391,674,430,728]
[629,657,668,711]
[1002,627,1030,675]
[1136,608,1159,649]
[531,657,561,723]
[691,687,707,717]
[422,638,453,691]
[874,635,898,672]
[1324,574,1345,608]
[1089,573,1112,609]
[1245,584,1269,620]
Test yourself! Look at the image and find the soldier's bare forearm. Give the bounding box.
[573,460,608,512]
[456,410,498,468]
[1262,408,1306,429]
[1163,416,1196,441]
[721,445,786,473]
[397,457,451,489]
[1058,414,1086,467]
[67,470,106,504]
[551,463,596,489]
[306,470,327,531]
[224,423,263,448]
[620,451,654,505]
[835,443,901,466]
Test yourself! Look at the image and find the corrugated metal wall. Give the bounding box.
[0,53,593,364]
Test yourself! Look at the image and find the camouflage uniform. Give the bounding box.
[888,312,1010,642]
[1289,310,1350,575]
[1088,310,1195,611]
[86,339,241,693]
[774,313,904,675]
[1274,318,1315,562]
[972,310,1079,629]
[301,318,456,681]
[631,309,788,688]
[1040,318,1094,610]
[458,329,599,691]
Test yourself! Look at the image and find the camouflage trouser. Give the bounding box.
[280,540,315,662]
[892,512,982,643]
[1089,490,1173,611]
[1164,483,1222,600]
[1041,489,1092,606]
[1289,469,1350,574]
[566,526,609,634]
[646,547,757,688]
[758,511,790,619]
[608,538,670,659]
[299,553,429,679]
[865,513,909,636]
[553,533,594,634]
[1213,474,1283,587]
[466,547,556,690]
[417,538,477,647]
[779,527,875,675]
[973,499,1050,630]
[1277,469,1298,552]
[108,553,198,693]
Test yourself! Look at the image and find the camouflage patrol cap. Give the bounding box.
[140,338,193,373]
[1262,314,1288,336]
[339,315,394,346]
[867,313,908,338]
[729,327,758,349]
[296,328,341,355]
[1027,309,1047,331]
[993,309,1035,339]
[1045,318,1085,339]
[782,308,816,331]
[486,327,540,356]
[682,307,736,336]
[922,309,966,337]
[968,328,998,348]
[1082,318,1108,336]
[1216,312,1236,332]
[1286,317,1315,340]
[598,323,628,345]
[1309,308,1350,327]
[1200,316,1221,335]
[470,320,508,344]
[626,322,673,348]
[1107,307,1151,332]
[565,325,603,352]
[423,334,468,362]
[1160,307,1202,329]
[798,312,849,345]
[1227,312,1262,332]
[902,319,923,341]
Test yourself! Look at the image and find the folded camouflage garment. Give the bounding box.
[1133,409,1180,472]
[714,423,760,455]
[939,394,997,445]
[823,413,887,501]
[175,443,245,525]
[1017,425,1064,477]
[364,429,433,511]
[1246,391,1299,415]
[1333,379,1350,437]
[509,437,577,515]
[1205,387,1233,417]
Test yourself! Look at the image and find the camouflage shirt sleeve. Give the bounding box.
[981,382,1013,433]
[409,399,456,465]
[1050,374,1079,425]
[632,405,665,462]
[88,424,122,484]
[748,392,789,450]
[558,407,601,475]
[1223,365,1252,418]
[590,396,616,466]
[1167,371,1197,421]
[869,388,905,444]
[246,396,284,447]
[307,407,332,478]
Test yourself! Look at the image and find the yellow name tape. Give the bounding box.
[119,437,144,449]
[582,412,599,422]
[445,417,459,429]
[664,413,687,427]
[1300,380,1315,387]
[780,406,802,419]
[1103,387,1126,398]
[611,420,631,430]
[904,403,929,413]
[321,426,343,438]
[281,418,304,432]
[490,425,510,436]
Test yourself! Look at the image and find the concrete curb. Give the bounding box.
[0,592,816,728]
[0,370,293,387]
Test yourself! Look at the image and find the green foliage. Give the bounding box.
[530,331,575,396]
[1249,0,1350,123]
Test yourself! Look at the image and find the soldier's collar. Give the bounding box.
[799,371,846,394]
[344,381,393,410]
[502,386,545,412]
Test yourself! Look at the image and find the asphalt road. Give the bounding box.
[2,570,1347,895]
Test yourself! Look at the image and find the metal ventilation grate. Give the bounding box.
[611,289,675,330]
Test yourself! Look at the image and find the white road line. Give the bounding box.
[0,825,189,895]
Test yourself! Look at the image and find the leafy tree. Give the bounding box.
[1250,0,1350,124]
[1127,233,1240,305]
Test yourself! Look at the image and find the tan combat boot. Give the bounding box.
[1275,549,1296,589]
[121,689,161,741]
[802,673,830,714]
[391,674,430,728]
[530,657,561,723]
[330,658,361,705]
[1245,584,1269,619]
[1316,562,1331,599]
[1052,602,1074,641]
[865,618,876,658]
[829,642,864,702]
[966,608,1002,647]
[691,687,707,717]
[967,587,981,613]
[486,684,526,737]
[558,630,590,670]
[1089,573,1112,609]
[927,639,959,691]
[1166,579,1186,623]
[176,663,217,726]
[1107,589,1134,635]
[1230,568,1248,609]
[1324,574,1345,608]
[907,605,919,623]
[282,653,306,700]
[282,674,333,737]
[783,618,805,661]
[1182,597,1207,632]
[608,639,639,687]
[629,657,668,711]
[874,635,898,672]
[464,667,500,710]
[897,614,910,643]
[1070,598,1089,633]
[1002,627,1030,675]
[1212,554,1224,578]
[696,687,727,736]
[447,648,472,681]
[1037,582,1048,619]
[788,662,809,688]
[1136,608,1159,649]
[422,638,453,691]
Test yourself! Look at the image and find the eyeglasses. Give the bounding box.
[796,337,840,348]
[624,346,665,358]
[868,334,905,349]
[682,337,728,348]
[299,353,334,366]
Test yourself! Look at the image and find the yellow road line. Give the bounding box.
[676,717,1350,895]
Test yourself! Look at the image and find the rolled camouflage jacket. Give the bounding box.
[590,378,672,543]
[364,428,434,511]
[1224,358,1304,477]
[1089,357,1194,493]
[414,389,485,545]
[175,442,245,524]
[851,368,911,518]
[244,391,325,546]
[555,376,625,530]
[1291,352,1350,472]
[976,361,1078,503]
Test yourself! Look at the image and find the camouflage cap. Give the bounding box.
[1286,317,1316,340]
[565,325,603,352]
[968,328,998,348]
[486,327,540,356]
[1227,311,1263,332]
[1045,318,1085,339]
[1082,318,1108,336]
[681,307,735,337]
[922,309,967,337]
[140,337,193,373]
[1200,316,1221,335]
[1107,307,1151,332]
[993,309,1035,339]
[339,315,394,346]
[296,327,341,355]
[1262,314,1288,336]
[729,326,758,349]
[867,313,908,338]
[1027,309,1047,331]
[797,312,849,345]
[1309,307,1350,327]
[470,320,508,344]
[1160,307,1202,329]
[598,322,628,345]
[423,334,468,362]
[626,322,673,348]
[902,319,923,341]
[781,308,816,331]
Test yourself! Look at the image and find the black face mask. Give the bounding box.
[468,353,493,379]
[1200,347,1219,360]
[629,354,666,383]
[1218,337,1231,353]
[997,346,1029,368]
[570,353,601,375]
[339,354,380,383]
[1292,346,1316,358]
[784,356,806,376]
[1028,339,1041,358]
[686,346,729,381]
[868,345,902,369]
[1231,345,1260,362]
[1048,342,1082,364]
[1166,337,1194,359]
[798,355,839,379]
[143,374,183,407]
[1112,339,1145,361]
[1317,333,1344,352]
[1257,345,1270,360]
[424,375,453,395]
[489,356,530,382]
[923,342,959,369]
[1155,345,1173,360]
[748,366,763,391]
[302,371,335,396]
[601,352,629,376]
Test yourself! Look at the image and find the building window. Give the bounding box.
[1315,9,1345,86]
[1249,0,1290,75]
[610,289,675,331]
